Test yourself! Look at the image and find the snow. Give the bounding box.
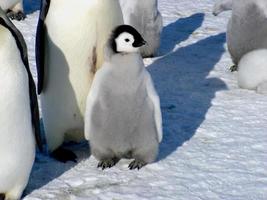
[10,0,267,199]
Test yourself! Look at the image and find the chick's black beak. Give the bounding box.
[133,40,147,47]
[141,40,147,45]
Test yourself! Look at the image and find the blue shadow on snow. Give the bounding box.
[159,13,205,55]
[24,0,41,15]
[148,33,228,161]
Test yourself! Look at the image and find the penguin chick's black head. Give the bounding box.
[109,25,146,53]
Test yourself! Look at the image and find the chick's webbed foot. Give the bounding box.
[128,160,147,170]
[230,64,238,72]
[97,158,119,170]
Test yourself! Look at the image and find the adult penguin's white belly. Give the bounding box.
[41,0,123,152]
[0,25,35,199]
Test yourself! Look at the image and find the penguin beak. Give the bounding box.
[141,40,147,46]
[133,40,147,47]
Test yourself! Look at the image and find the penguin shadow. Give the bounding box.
[24,142,90,196]
[159,13,205,55]
[24,40,91,196]
[147,33,228,161]
[23,0,41,15]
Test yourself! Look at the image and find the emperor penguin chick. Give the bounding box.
[85,25,163,170]
[0,8,42,200]
[227,0,267,66]
[119,0,163,57]
[0,0,25,21]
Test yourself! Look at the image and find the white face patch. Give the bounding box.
[115,32,139,53]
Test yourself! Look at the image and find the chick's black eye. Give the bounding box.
[125,38,130,42]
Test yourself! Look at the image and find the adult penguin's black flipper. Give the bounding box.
[36,0,50,94]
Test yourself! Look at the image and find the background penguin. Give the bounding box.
[119,0,163,57]
[36,0,123,162]
[216,0,267,68]
[214,0,267,92]
[0,8,42,200]
[238,49,267,94]
[84,25,163,170]
[227,0,267,67]
[212,0,232,16]
[0,0,25,21]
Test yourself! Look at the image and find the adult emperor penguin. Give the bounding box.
[84,25,163,170]
[36,0,123,162]
[0,8,42,200]
[0,0,25,20]
[119,0,163,57]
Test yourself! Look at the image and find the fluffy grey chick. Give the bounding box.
[84,25,163,170]
[227,0,267,66]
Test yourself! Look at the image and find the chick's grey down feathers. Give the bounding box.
[85,30,162,169]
